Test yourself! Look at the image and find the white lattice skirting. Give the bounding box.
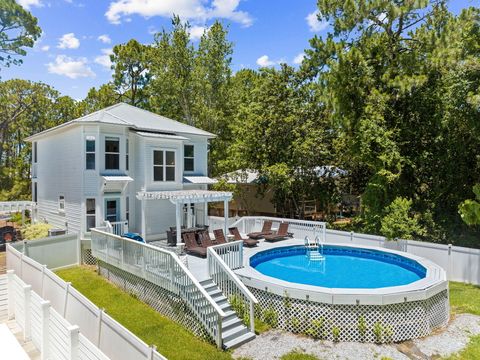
[250,287,449,343]
[97,261,211,342]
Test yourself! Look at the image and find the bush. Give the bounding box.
[9,211,31,225]
[380,197,425,240]
[21,223,52,240]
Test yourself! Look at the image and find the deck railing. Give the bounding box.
[0,201,36,213]
[231,216,326,242]
[90,228,226,348]
[207,244,258,332]
[104,220,128,236]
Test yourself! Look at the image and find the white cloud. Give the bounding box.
[57,33,80,49]
[97,34,112,44]
[41,45,50,52]
[47,55,95,79]
[256,55,276,67]
[94,48,113,69]
[190,25,207,41]
[293,53,305,65]
[306,10,328,32]
[105,0,252,27]
[17,0,42,9]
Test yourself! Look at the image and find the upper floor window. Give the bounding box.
[126,139,129,171]
[33,142,38,163]
[184,145,194,172]
[86,137,95,170]
[153,150,175,182]
[58,195,65,212]
[105,137,120,170]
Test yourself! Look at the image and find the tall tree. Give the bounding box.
[0,0,41,69]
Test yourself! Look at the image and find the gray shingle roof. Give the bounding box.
[26,103,215,140]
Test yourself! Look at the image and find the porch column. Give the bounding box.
[223,199,229,238]
[175,202,182,245]
[141,199,146,241]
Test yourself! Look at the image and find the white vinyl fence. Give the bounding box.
[214,216,480,286]
[6,244,167,360]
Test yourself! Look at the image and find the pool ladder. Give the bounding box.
[304,236,325,261]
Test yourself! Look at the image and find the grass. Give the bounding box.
[279,350,319,360]
[56,266,231,360]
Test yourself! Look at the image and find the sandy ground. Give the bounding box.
[233,313,480,360]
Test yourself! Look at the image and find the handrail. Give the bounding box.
[207,245,258,333]
[90,228,226,347]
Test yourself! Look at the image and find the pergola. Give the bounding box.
[136,190,233,244]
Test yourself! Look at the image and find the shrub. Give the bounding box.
[263,307,278,328]
[380,197,425,240]
[289,317,301,333]
[357,315,367,339]
[21,223,52,240]
[305,318,325,339]
[373,322,383,343]
[331,326,340,342]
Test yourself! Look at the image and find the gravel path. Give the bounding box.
[233,314,480,360]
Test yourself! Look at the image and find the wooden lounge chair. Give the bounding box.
[229,227,258,247]
[213,229,228,245]
[198,230,215,248]
[182,231,206,258]
[264,222,291,242]
[247,220,273,239]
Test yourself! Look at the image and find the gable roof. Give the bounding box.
[25,103,215,141]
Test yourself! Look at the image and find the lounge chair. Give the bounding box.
[183,231,207,258]
[213,229,228,245]
[247,220,273,239]
[264,222,291,242]
[229,227,258,247]
[198,230,215,248]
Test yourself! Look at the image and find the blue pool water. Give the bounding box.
[250,246,426,289]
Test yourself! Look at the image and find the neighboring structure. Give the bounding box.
[26,103,232,242]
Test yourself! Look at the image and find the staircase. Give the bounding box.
[200,279,256,349]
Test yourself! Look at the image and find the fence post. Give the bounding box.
[41,264,47,298]
[63,282,71,317]
[448,244,453,280]
[96,308,104,347]
[148,344,157,360]
[7,270,14,319]
[23,284,32,341]
[40,300,50,360]
[67,325,80,360]
[216,316,223,349]
[169,255,175,292]
[20,252,24,279]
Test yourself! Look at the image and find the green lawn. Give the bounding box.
[56,266,231,360]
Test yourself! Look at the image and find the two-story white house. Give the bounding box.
[26,103,232,243]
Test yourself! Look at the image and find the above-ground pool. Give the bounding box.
[250,245,426,289]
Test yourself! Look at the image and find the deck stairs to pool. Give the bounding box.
[199,279,256,349]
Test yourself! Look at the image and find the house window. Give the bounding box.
[86,138,95,170]
[153,150,175,182]
[58,195,65,212]
[33,142,38,163]
[126,196,130,222]
[86,198,96,231]
[105,137,120,170]
[126,139,129,171]
[184,145,194,172]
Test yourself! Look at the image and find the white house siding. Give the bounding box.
[182,134,209,176]
[35,126,83,233]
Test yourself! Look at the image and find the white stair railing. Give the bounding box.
[208,240,243,270]
[207,245,258,333]
[90,228,226,348]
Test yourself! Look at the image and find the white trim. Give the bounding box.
[136,189,232,204]
[152,148,177,183]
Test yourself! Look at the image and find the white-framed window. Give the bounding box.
[86,198,96,231]
[86,137,95,170]
[58,195,65,212]
[105,137,120,170]
[126,196,130,222]
[33,141,38,163]
[126,139,129,171]
[153,150,175,182]
[184,144,194,172]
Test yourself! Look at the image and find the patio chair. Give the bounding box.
[264,222,291,242]
[182,231,207,258]
[247,220,273,239]
[213,229,228,245]
[229,227,258,247]
[198,230,215,248]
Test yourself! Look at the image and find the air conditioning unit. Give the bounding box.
[48,228,66,237]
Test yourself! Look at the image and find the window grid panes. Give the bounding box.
[105,137,120,170]
[59,195,65,212]
[86,198,96,231]
[153,150,175,182]
[86,139,95,170]
[184,144,194,172]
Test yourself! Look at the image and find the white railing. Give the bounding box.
[230,216,327,242]
[4,270,111,360]
[104,220,128,236]
[207,245,258,332]
[90,228,226,348]
[0,201,36,214]
[6,244,167,360]
[209,240,244,270]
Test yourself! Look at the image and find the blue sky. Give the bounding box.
[3,0,480,99]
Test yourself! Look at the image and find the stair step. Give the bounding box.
[211,292,227,302]
[223,331,256,349]
[222,324,249,343]
[222,317,243,331]
[207,288,223,297]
